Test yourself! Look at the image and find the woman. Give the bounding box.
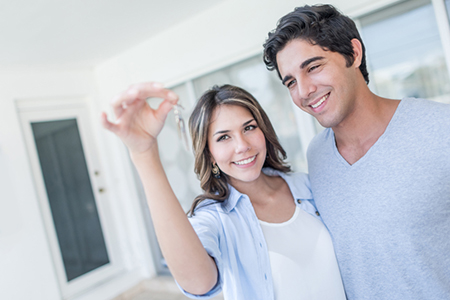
[101,82,345,300]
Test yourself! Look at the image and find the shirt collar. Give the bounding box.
[220,168,313,213]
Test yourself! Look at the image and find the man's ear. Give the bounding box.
[351,38,363,69]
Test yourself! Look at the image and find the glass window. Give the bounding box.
[447,0,450,19]
[146,84,202,213]
[359,0,450,103]
[31,119,109,281]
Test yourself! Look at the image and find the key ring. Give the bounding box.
[173,104,190,152]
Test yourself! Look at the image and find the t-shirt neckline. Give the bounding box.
[331,98,406,168]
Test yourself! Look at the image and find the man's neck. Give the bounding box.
[333,93,400,165]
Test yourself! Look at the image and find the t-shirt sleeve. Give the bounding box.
[176,208,224,299]
[291,172,322,221]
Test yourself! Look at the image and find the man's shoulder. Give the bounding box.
[306,128,334,164]
[308,128,333,152]
[402,97,449,105]
[402,97,450,112]
[399,97,450,125]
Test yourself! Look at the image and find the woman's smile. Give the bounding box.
[208,105,267,184]
[233,155,257,167]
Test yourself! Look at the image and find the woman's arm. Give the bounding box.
[101,82,218,295]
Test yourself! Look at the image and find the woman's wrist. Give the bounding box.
[129,143,160,163]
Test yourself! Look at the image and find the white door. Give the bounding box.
[18,97,122,299]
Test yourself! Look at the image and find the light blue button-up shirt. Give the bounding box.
[179,168,320,300]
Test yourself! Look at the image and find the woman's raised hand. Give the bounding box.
[102,83,219,293]
[101,82,178,154]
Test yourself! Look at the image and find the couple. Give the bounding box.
[101,4,450,300]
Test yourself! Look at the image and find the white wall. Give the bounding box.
[94,0,389,95]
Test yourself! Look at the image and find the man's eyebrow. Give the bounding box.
[300,56,325,69]
[281,56,325,85]
[282,75,293,86]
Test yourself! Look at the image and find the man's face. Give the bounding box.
[276,38,361,128]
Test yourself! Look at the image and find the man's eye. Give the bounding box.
[287,79,296,88]
[309,65,320,72]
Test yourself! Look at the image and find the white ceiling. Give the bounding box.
[0,0,224,68]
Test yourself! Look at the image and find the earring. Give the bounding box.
[212,163,221,179]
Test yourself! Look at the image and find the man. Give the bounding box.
[263,4,450,300]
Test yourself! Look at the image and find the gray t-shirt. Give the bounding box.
[307,98,450,300]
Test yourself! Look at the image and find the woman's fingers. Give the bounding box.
[111,82,179,118]
[111,93,126,118]
[102,82,182,150]
[155,99,177,124]
[127,82,179,104]
[100,111,119,134]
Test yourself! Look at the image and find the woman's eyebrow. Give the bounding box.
[212,119,255,136]
[242,119,255,127]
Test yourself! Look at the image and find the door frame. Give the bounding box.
[17,96,123,299]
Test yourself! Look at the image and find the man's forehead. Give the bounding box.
[278,39,324,60]
[277,40,324,73]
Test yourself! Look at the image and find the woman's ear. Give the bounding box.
[351,38,363,69]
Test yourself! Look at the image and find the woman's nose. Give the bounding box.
[235,135,250,154]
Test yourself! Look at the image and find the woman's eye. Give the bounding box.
[217,135,229,142]
[245,125,257,131]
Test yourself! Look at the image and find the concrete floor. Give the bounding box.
[113,276,224,300]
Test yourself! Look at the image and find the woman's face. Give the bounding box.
[207,104,267,186]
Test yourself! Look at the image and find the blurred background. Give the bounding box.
[1,0,449,299]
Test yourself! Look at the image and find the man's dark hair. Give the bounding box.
[263,4,369,84]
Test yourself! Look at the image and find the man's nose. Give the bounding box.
[297,76,316,100]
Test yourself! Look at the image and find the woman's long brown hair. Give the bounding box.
[187,84,291,216]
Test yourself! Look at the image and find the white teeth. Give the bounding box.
[234,156,256,165]
[311,94,329,108]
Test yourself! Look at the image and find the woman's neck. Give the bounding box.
[230,171,283,206]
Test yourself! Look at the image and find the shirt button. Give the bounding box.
[297,199,302,204]
[265,274,267,280]
[315,211,320,216]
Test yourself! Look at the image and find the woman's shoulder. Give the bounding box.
[188,200,223,231]
[286,171,309,181]
[284,171,312,200]
[190,199,222,215]
[263,168,312,199]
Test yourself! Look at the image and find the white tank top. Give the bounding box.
[259,207,346,300]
